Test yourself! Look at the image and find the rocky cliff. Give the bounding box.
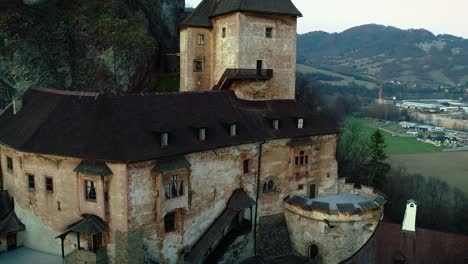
[0,0,184,108]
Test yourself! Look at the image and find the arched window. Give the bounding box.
[308,244,319,259]
[262,179,277,194]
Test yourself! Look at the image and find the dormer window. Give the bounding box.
[161,132,169,147]
[297,118,304,129]
[272,119,280,130]
[230,124,237,136]
[266,27,273,38]
[199,128,206,141]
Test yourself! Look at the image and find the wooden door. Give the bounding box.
[92,233,103,251]
[309,184,316,199]
[7,233,17,251]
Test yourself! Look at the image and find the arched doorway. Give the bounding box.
[308,244,319,259]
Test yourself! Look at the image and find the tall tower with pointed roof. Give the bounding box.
[179,0,302,100]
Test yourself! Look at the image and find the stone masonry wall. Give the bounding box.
[0,145,128,261]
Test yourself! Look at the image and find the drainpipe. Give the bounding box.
[253,140,266,254]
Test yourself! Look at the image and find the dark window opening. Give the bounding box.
[45,177,53,193]
[194,60,204,72]
[262,180,277,194]
[314,145,321,151]
[298,184,304,190]
[295,151,308,166]
[85,180,97,201]
[222,27,226,38]
[165,175,184,199]
[28,174,35,191]
[266,27,273,38]
[164,212,176,233]
[6,157,13,172]
[243,159,250,174]
[197,34,205,45]
[308,244,319,259]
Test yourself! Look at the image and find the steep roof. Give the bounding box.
[180,0,302,28]
[0,191,25,236]
[0,88,337,162]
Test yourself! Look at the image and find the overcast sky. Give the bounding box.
[185,0,468,38]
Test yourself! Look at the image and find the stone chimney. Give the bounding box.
[402,199,417,232]
[13,97,23,115]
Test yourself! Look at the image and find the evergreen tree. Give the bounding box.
[365,129,390,190]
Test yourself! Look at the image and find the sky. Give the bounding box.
[185,0,468,38]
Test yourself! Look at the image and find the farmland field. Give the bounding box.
[389,152,468,194]
[359,119,441,155]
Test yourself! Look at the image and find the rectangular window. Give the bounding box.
[266,27,273,38]
[199,128,206,142]
[298,184,304,190]
[295,151,308,166]
[45,177,53,193]
[222,27,226,38]
[27,174,35,191]
[297,118,304,129]
[230,124,237,136]
[197,34,205,45]
[194,60,203,72]
[161,132,169,147]
[243,159,250,174]
[272,119,279,130]
[164,212,176,233]
[164,175,184,199]
[6,156,13,172]
[314,144,322,151]
[85,180,97,201]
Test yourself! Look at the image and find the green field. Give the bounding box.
[389,152,468,194]
[296,64,378,89]
[359,119,441,155]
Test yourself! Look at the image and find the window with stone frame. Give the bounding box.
[85,180,97,201]
[294,151,308,166]
[262,179,278,194]
[197,34,205,45]
[164,175,184,199]
[45,177,54,193]
[164,211,176,233]
[194,60,204,72]
[27,174,35,191]
[6,156,13,172]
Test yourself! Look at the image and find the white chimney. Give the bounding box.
[402,199,417,232]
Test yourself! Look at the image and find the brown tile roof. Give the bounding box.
[0,88,337,162]
[180,0,302,28]
[343,221,468,264]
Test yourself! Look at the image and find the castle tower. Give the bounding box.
[402,199,417,232]
[179,0,302,100]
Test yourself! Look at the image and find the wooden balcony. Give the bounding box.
[213,68,274,91]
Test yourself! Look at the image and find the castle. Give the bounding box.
[0,1,384,263]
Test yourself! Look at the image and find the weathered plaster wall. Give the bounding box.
[0,145,128,261]
[179,27,213,91]
[235,13,297,100]
[127,143,259,264]
[284,203,382,264]
[212,13,241,87]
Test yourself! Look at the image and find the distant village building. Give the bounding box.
[0,1,384,263]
